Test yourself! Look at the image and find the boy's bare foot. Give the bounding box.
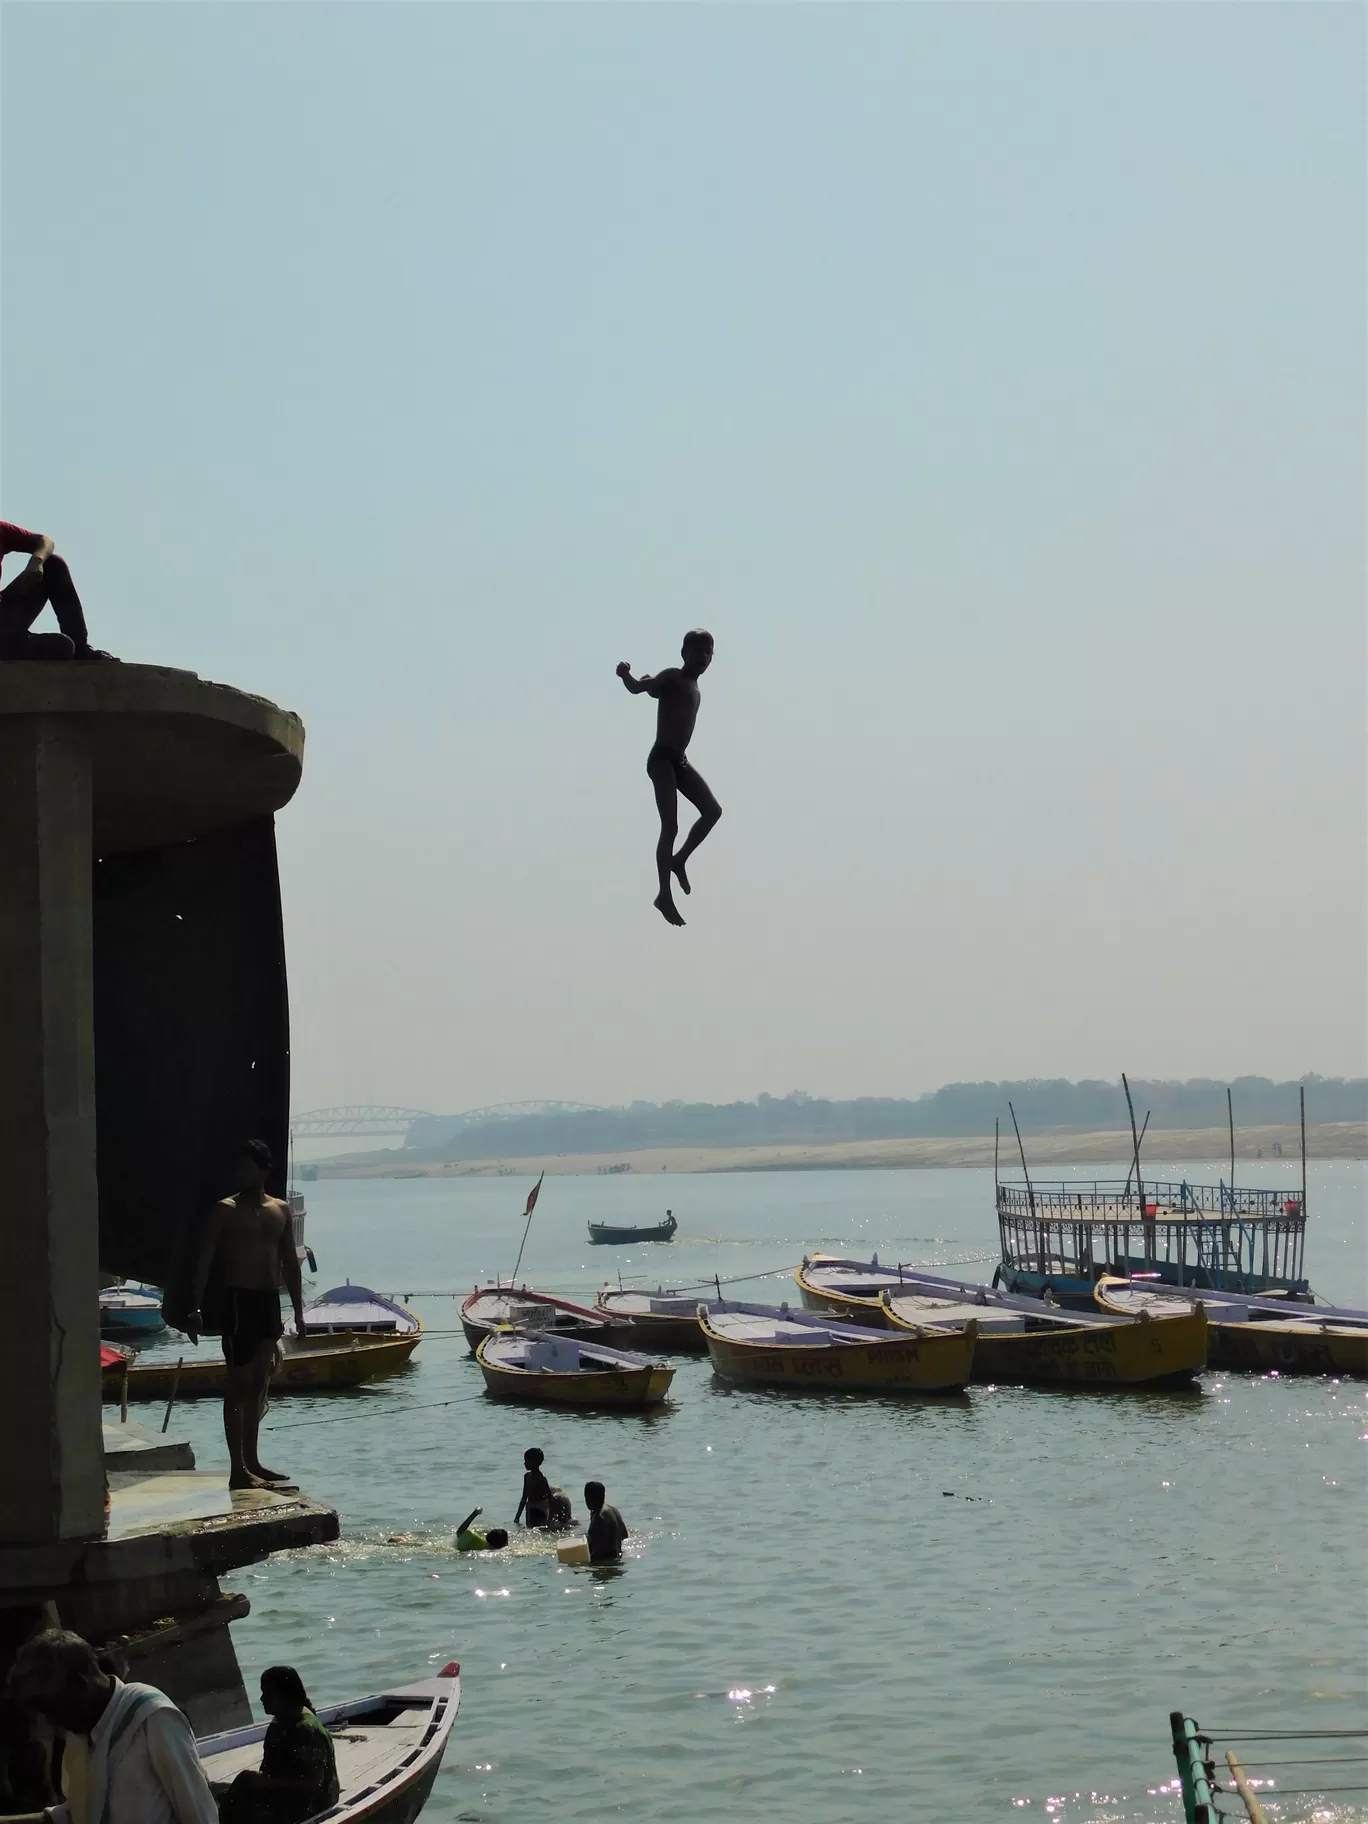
[670,855,691,895]
[653,891,686,927]
[250,1464,291,1482]
[228,1471,272,1491]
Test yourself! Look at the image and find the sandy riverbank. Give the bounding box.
[315,1121,1366,1179]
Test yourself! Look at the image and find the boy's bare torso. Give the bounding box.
[651,670,701,756]
[213,1192,291,1289]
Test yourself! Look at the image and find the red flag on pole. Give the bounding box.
[524,1172,544,1216]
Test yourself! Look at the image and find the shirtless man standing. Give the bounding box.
[617,629,721,927]
[186,1140,304,1489]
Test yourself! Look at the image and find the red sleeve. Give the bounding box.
[0,521,41,558]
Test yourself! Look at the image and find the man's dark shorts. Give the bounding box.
[222,1288,284,1368]
[647,742,691,782]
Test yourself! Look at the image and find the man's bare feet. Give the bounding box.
[670,855,691,895]
[654,891,686,927]
[250,1464,291,1482]
[229,1471,272,1491]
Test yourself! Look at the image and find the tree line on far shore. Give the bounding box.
[401,1076,1366,1163]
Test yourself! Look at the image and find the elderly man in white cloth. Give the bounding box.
[6,1630,217,1824]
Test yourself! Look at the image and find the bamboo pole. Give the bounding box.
[1224,1750,1269,1824]
[120,1360,129,1426]
[161,1358,184,1434]
[1121,1073,1146,1219]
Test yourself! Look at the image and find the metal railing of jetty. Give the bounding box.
[996,1181,1307,1291]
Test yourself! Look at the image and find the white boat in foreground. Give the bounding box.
[198,1664,460,1823]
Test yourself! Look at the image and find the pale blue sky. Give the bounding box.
[3,2,1363,1113]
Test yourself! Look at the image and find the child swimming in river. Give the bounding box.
[455,1507,508,1552]
[515,1448,575,1530]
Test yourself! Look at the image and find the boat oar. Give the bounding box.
[161,1358,184,1434]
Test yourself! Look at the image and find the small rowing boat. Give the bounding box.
[99,1282,167,1342]
[878,1270,1205,1387]
[700,1300,975,1393]
[198,1663,460,1823]
[459,1286,639,1354]
[593,1286,710,1352]
[475,1331,675,1407]
[102,1330,421,1402]
[303,1284,422,1337]
[794,1254,913,1323]
[587,1211,678,1245]
[1096,1276,1368,1376]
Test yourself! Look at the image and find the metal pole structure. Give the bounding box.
[1300,1083,1308,1213]
[1123,1112,1151,1196]
[1227,1086,1235,1199]
[1121,1073,1146,1219]
[1006,1102,1035,1219]
[510,1171,546,1286]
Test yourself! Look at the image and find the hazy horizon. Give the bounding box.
[5,3,1364,1114]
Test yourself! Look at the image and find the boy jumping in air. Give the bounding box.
[617,629,721,927]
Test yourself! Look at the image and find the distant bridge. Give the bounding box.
[290,1101,605,1139]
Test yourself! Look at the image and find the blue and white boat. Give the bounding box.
[99,1281,166,1341]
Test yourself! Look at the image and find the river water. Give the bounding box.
[135,1161,1367,1824]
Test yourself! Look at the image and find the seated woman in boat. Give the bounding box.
[455,1507,509,1551]
[218,1667,339,1824]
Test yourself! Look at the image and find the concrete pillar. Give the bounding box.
[0,715,104,1542]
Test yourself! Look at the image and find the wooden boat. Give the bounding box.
[475,1331,675,1407]
[304,1284,421,1337]
[587,1211,678,1245]
[101,1329,421,1402]
[459,1286,639,1354]
[593,1286,710,1352]
[795,1253,915,1323]
[198,1663,460,1823]
[99,1282,167,1341]
[700,1300,975,1393]
[878,1270,1206,1387]
[1097,1276,1368,1376]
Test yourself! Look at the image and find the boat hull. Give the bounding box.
[101,1333,421,1401]
[702,1320,973,1393]
[593,1312,707,1353]
[1205,1322,1368,1376]
[475,1340,674,1408]
[881,1296,1206,1387]
[587,1221,677,1245]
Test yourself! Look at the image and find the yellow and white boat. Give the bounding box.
[475,1331,675,1408]
[879,1282,1204,1387]
[1096,1277,1368,1377]
[101,1286,422,1401]
[699,1301,974,1393]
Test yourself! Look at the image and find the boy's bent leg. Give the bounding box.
[648,752,686,926]
[671,767,721,892]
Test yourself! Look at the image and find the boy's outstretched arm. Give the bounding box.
[616,661,660,696]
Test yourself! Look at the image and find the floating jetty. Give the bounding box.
[995,1177,1309,1307]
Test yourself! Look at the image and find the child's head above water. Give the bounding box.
[524,1447,545,1470]
[485,1528,509,1549]
[583,1480,606,1512]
